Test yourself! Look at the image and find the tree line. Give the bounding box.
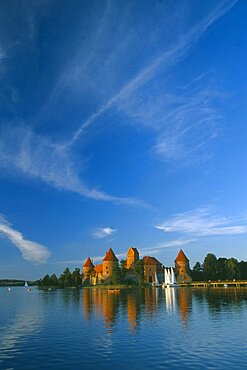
[38,267,81,288]
[191,253,247,281]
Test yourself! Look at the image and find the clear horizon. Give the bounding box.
[1,0,247,280]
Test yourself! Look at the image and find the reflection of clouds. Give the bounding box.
[0,289,43,361]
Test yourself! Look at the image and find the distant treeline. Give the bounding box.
[191,254,247,281]
[37,267,82,288]
[0,279,25,286]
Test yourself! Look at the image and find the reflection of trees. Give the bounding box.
[127,290,144,332]
[193,288,247,314]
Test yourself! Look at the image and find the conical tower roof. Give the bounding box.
[175,249,189,262]
[83,257,94,268]
[103,247,118,262]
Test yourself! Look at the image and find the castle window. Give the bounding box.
[150,268,151,271]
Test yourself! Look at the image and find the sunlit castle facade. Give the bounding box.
[126,247,139,269]
[175,249,192,284]
[82,247,192,285]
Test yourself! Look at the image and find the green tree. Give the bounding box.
[225,258,239,280]
[42,274,51,286]
[72,268,81,287]
[203,253,218,280]
[191,262,204,281]
[216,258,227,280]
[120,259,127,281]
[238,261,247,280]
[58,267,72,287]
[49,273,58,286]
[134,259,144,286]
[110,263,122,285]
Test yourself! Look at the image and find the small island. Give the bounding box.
[35,247,247,289]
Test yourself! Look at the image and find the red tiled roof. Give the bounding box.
[94,264,103,274]
[175,249,189,262]
[103,248,118,262]
[83,257,94,268]
[143,256,162,265]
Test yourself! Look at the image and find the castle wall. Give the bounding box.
[102,260,118,278]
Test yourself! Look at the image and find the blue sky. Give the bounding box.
[0,0,247,280]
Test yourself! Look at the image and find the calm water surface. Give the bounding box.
[0,287,247,369]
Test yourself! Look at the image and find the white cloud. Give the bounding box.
[65,0,236,165]
[0,1,237,206]
[0,215,51,264]
[155,208,247,236]
[93,227,116,239]
[0,125,146,206]
[138,239,196,257]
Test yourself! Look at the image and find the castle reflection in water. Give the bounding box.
[82,287,193,332]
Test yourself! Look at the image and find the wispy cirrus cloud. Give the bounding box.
[0,1,237,206]
[0,125,145,206]
[155,208,247,236]
[137,239,197,257]
[66,0,236,164]
[0,214,51,264]
[92,227,116,239]
[54,239,195,266]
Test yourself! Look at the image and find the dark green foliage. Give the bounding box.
[72,268,81,287]
[192,253,247,281]
[49,273,58,286]
[203,253,218,280]
[225,258,239,280]
[191,262,204,281]
[120,259,127,280]
[42,274,51,286]
[58,268,73,288]
[110,263,122,285]
[238,261,247,280]
[134,259,144,285]
[0,279,25,286]
[217,258,227,280]
[41,267,81,288]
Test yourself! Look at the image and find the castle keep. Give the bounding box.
[82,246,191,285]
[174,249,192,283]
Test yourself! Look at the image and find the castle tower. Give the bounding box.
[83,257,94,281]
[174,249,192,284]
[102,247,119,278]
[126,247,139,269]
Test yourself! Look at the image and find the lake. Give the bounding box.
[0,287,247,369]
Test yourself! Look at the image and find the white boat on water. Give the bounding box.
[25,281,28,287]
